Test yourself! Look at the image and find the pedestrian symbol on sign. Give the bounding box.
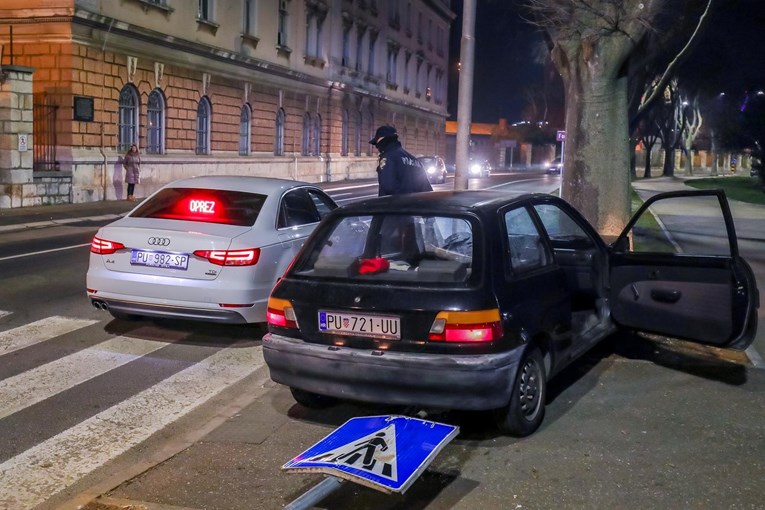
[307,424,398,480]
[284,415,458,494]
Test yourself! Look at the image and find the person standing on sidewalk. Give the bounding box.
[124,144,141,201]
[369,125,432,196]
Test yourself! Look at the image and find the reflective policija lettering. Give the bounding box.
[401,156,417,166]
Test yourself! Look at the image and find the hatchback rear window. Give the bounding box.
[130,188,267,226]
[294,214,476,284]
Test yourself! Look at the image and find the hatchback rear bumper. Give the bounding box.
[263,333,524,410]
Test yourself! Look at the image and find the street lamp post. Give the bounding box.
[454,0,476,191]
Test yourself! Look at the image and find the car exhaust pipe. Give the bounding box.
[92,300,108,311]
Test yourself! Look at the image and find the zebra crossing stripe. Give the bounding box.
[0,337,167,419]
[0,345,266,510]
[0,316,98,356]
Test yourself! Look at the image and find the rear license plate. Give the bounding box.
[130,249,189,270]
[318,311,400,340]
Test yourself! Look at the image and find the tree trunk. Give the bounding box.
[630,143,637,180]
[644,142,653,178]
[684,147,694,175]
[663,147,675,176]
[560,67,631,237]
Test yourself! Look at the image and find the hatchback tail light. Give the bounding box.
[428,309,503,342]
[91,237,126,255]
[267,297,299,329]
[193,248,260,266]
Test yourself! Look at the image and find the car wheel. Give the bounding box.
[290,387,337,409]
[494,346,546,437]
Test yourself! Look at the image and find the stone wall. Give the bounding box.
[0,65,36,207]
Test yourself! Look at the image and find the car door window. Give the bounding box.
[278,190,320,228]
[619,195,730,256]
[533,204,596,250]
[307,189,336,220]
[504,207,550,273]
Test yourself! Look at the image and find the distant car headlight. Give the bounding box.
[470,163,481,175]
[427,166,436,174]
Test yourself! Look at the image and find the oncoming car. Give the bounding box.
[86,176,337,324]
[469,160,491,178]
[547,156,562,174]
[263,190,758,436]
[417,155,448,184]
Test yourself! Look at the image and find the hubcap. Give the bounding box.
[518,357,542,421]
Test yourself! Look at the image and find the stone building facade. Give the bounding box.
[0,0,453,207]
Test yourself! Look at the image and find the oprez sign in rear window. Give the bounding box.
[131,188,267,226]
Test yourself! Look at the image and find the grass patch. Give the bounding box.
[685,176,765,205]
[629,188,676,252]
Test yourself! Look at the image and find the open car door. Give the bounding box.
[609,190,759,350]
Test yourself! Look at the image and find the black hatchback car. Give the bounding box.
[263,190,759,437]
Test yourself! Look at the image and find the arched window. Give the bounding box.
[195,96,212,155]
[312,114,321,156]
[118,84,139,152]
[146,88,165,155]
[275,108,286,156]
[239,104,252,156]
[341,109,349,156]
[302,112,311,156]
[354,110,362,156]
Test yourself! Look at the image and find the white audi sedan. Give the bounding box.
[86,176,337,324]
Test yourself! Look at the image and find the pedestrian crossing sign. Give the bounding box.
[283,415,459,494]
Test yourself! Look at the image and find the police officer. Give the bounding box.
[369,125,433,196]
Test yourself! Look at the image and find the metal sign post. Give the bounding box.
[283,415,459,508]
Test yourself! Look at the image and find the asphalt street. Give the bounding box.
[1,173,763,510]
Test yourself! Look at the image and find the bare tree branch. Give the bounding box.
[637,0,713,115]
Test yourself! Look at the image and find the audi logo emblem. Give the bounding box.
[147,237,171,246]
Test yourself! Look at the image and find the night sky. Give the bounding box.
[447,0,765,125]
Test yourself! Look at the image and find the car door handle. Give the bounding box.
[650,288,682,303]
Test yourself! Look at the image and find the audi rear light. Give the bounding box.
[428,309,503,342]
[267,297,298,329]
[91,237,125,255]
[193,248,261,266]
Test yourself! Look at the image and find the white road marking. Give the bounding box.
[0,310,11,320]
[0,317,98,356]
[0,337,167,419]
[0,346,265,510]
[0,243,91,262]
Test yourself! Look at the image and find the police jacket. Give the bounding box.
[375,139,433,196]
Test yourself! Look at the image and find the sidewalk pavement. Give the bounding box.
[0,199,137,233]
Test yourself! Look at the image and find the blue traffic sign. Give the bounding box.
[283,415,459,494]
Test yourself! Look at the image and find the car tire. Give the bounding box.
[290,387,338,409]
[494,346,546,437]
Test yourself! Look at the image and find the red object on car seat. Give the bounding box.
[358,258,390,275]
